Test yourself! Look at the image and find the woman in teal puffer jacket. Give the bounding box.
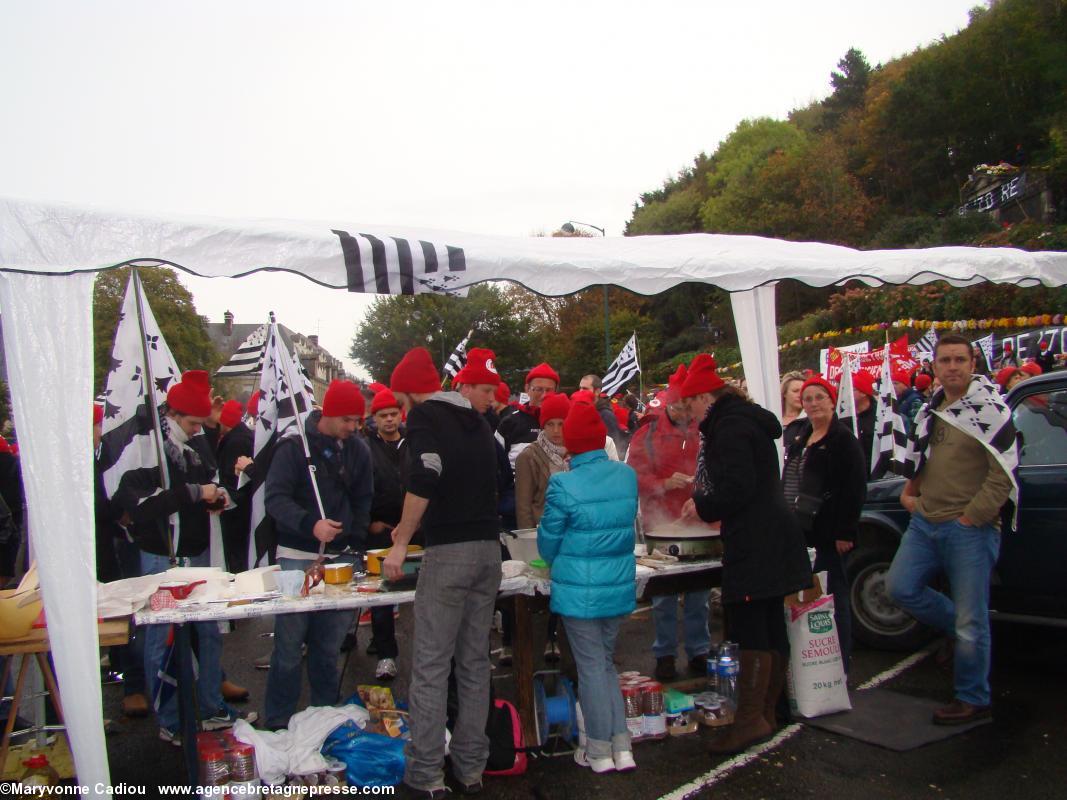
[538,402,638,774]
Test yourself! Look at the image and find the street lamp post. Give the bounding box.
[561,221,610,372]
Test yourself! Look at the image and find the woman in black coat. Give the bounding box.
[782,376,867,672]
[679,355,811,755]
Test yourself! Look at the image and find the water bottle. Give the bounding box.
[706,654,719,693]
[717,649,739,718]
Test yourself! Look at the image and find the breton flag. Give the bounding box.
[97,273,183,555]
[443,329,473,379]
[914,327,938,361]
[214,324,267,377]
[870,343,908,479]
[332,230,469,296]
[602,334,641,397]
[241,319,315,569]
[835,355,859,438]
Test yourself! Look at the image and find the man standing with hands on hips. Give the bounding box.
[384,347,502,799]
[888,333,1018,725]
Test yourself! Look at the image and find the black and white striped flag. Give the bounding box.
[443,329,473,379]
[214,324,267,377]
[835,358,859,438]
[332,230,469,296]
[240,320,314,569]
[914,327,938,361]
[870,344,908,479]
[602,334,641,397]
[98,275,181,500]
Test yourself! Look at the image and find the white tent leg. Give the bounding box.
[730,285,784,460]
[0,273,110,792]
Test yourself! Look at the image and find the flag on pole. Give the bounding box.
[98,275,181,500]
[241,320,315,569]
[602,333,641,396]
[835,355,859,438]
[443,329,473,379]
[214,324,268,377]
[914,326,938,361]
[870,343,908,479]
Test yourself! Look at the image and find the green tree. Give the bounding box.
[93,267,220,393]
[822,48,872,129]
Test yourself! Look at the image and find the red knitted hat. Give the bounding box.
[995,366,1021,388]
[680,354,724,398]
[1020,361,1042,377]
[93,404,104,426]
[850,370,876,398]
[891,368,914,386]
[322,380,365,418]
[539,392,571,425]
[391,347,442,394]
[247,390,261,417]
[613,404,631,430]
[371,388,401,414]
[454,348,501,386]
[563,402,607,455]
[914,374,932,391]
[525,362,560,388]
[801,375,837,404]
[368,381,388,394]
[219,400,244,429]
[494,382,510,405]
[665,363,688,403]
[569,389,596,406]
[166,370,212,417]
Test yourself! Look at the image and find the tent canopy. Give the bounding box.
[1,196,1066,795]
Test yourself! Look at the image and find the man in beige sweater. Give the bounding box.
[888,334,1015,726]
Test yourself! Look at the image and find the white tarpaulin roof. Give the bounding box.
[1,196,1066,793]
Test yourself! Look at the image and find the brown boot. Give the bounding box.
[707,650,773,756]
[121,692,149,718]
[221,680,250,703]
[763,650,786,731]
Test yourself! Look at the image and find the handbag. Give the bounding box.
[792,491,827,532]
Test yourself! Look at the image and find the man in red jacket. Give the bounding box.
[626,365,713,681]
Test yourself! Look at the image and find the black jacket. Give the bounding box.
[855,404,876,473]
[0,451,23,528]
[404,393,499,547]
[692,393,811,603]
[265,412,373,555]
[783,419,867,548]
[367,430,405,529]
[217,423,254,500]
[94,458,125,582]
[497,404,541,466]
[113,431,219,558]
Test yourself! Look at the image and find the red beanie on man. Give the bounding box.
[891,368,914,387]
[570,389,595,406]
[539,393,571,426]
[368,382,388,394]
[454,348,501,386]
[995,366,1020,388]
[665,363,688,403]
[247,390,261,417]
[914,373,932,392]
[851,370,876,399]
[371,388,401,415]
[219,400,244,429]
[525,362,560,388]
[1020,361,1042,377]
[391,347,442,394]
[322,380,365,418]
[495,382,511,405]
[167,370,212,417]
[680,354,724,398]
[563,402,607,455]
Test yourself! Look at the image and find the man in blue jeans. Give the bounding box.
[264,380,372,729]
[888,334,1017,725]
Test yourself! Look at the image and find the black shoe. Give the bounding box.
[340,632,358,653]
[688,655,708,676]
[455,780,482,796]
[654,655,677,682]
[399,783,450,800]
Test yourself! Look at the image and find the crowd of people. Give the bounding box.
[0,326,1050,795]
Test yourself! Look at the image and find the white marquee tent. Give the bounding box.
[1,196,1066,792]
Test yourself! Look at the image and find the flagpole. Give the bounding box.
[270,313,328,542]
[634,331,643,402]
[132,269,178,563]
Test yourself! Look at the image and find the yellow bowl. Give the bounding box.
[366,545,423,575]
[0,589,43,641]
[323,562,354,585]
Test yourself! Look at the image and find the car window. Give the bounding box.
[1013,389,1067,466]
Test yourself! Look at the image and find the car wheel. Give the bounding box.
[846,545,933,651]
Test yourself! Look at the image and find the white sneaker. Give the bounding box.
[375,658,398,681]
[613,751,636,772]
[574,748,615,773]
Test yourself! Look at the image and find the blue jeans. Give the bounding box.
[651,590,712,660]
[562,615,630,760]
[813,545,851,673]
[264,556,358,728]
[887,514,1000,706]
[140,551,223,732]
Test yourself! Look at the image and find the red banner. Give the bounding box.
[826,336,918,384]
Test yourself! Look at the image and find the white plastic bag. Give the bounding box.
[784,594,851,718]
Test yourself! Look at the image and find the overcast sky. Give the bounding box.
[1,1,978,378]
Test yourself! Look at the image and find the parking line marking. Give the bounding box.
[658,645,936,800]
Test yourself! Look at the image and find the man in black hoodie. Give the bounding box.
[384,347,502,799]
[263,380,372,729]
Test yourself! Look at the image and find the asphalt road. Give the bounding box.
[100,601,1067,798]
